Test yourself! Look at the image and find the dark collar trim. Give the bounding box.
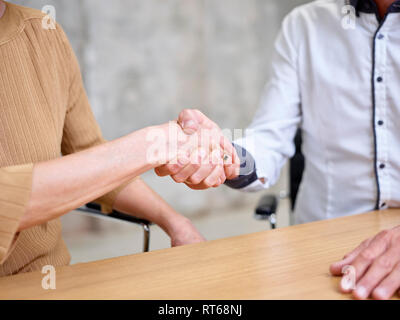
[349,0,400,16]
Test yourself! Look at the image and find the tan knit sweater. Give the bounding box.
[0,2,125,276]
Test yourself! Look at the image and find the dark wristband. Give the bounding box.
[224,144,258,189]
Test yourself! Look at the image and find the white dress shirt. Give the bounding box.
[233,0,400,223]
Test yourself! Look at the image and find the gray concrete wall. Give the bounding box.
[12,0,310,217]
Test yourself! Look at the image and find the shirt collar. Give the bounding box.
[349,0,400,17]
[0,2,23,45]
[0,2,44,46]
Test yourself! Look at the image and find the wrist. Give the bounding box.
[151,121,187,166]
[159,209,191,237]
[132,124,174,169]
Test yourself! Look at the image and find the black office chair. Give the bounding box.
[76,203,152,252]
[255,129,305,229]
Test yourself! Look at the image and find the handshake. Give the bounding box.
[146,109,241,189]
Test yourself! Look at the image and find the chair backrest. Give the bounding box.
[289,129,305,210]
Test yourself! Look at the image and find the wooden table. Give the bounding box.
[1,209,400,300]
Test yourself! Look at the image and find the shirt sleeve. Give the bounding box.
[59,25,131,213]
[0,164,33,264]
[233,9,302,192]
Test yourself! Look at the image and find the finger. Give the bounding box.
[154,160,187,177]
[224,158,240,180]
[202,165,224,188]
[330,238,373,276]
[171,163,201,183]
[178,109,200,135]
[208,148,226,186]
[171,149,204,183]
[178,109,214,135]
[219,135,235,161]
[184,182,210,190]
[154,164,173,177]
[191,109,216,129]
[350,231,391,283]
[372,261,400,300]
[186,149,217,185]
[353,247,400,300]
[220,137,240,180]
[187,162,216,185]
[154,152,190,177]
[211,150,226,187]
[213,165,226,188]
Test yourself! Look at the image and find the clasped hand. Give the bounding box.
[153,109,240,189]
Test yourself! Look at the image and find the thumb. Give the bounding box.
[178,109,200,135]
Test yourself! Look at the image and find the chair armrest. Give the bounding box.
[79,202,151,226]
[254,195,278,220]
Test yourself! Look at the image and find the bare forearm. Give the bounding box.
[113,177,206,247]
[19,127,156,231]
[113,177,187,236]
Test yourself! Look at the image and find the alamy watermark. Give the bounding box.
[41,265,56,290]
[341,5,356,30]
[341,265,356,291]
[41,5,56,30]
[145,122,256,172]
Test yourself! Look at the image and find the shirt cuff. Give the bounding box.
[0,164,34,264]
[225,144,259,189]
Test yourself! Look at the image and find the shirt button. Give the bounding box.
[379,163,386,169]
[377,34,385,40]
[378,120,384,126]
[377,76,383,82]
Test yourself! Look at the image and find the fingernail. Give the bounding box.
[373,288,387,300]
[355,286,368,299]
[182,120,196,134]
[182,120,195,128]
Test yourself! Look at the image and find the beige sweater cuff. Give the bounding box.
[0,163,33,264]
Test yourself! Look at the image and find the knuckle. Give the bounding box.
[181,108,190,115]
[172,175,185,183]
[343,253,350,260]
[191,164,201,172]
[361,239,370,247]
[376,256,393,270]
[379,230,391,241]
[170,164,181,173]
[190,176,202,185]
[179,109,191,121]
[214,180,223,188]
[360,249,375,261]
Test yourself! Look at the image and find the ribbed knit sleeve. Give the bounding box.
[0,164,33,264]
[59,26,129,213]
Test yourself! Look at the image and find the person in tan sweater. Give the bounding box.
[0,1,239,276]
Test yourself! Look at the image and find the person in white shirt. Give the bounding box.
[158,0,400,300]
